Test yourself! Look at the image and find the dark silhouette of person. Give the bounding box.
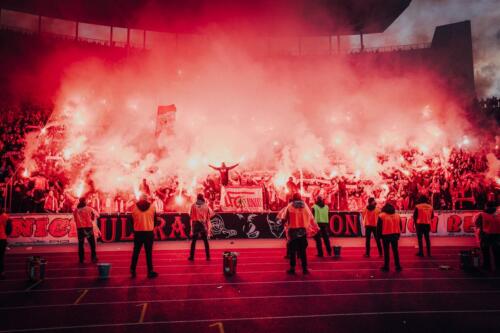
[209,162,239,186]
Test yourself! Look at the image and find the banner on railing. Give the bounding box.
[220,186,264,212]
[7,210,477,245]
[389,210,480,237]
[8,214,77,245]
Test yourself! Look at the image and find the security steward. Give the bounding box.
[0,208,12,279]
[475,201,500,270]
[130,194,158,278]
[414,195,434,257]
[73,197,99,264]
[377,201,402,272]
[362,197,382,257]
[188,194,214,261]
[312,196,332,257]
[282,193,319,275]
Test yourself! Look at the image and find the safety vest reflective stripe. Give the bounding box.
[312,205,329,223]
[132,205,156,231]
[380,213,401,235]
[482,212,500,234]
[363,208,379,227]
[416,204,433,224]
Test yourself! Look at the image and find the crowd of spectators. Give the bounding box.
[0,101,498,214]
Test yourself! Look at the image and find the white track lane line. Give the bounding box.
[1,309,499,332]
[4,254,459,265]
[0,267,443,282]
[5,248,463,256]
[3,259,457,273]
[0,276,499,295]
[1,289,500,311]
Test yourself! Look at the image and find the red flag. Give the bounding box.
[156,104,177,136]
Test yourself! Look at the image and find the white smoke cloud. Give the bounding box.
[23,35,478,197]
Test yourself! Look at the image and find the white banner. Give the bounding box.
[8,214,77,245]
[361,210,480,237]
[220,186,264,212]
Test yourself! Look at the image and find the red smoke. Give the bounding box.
[22,33,490,199]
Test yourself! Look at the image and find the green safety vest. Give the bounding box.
[312,204,329,224]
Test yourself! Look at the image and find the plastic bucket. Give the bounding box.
[460,249,480,271]
[333,246,342,257]
[223,252,238,276]
[97,263,111,279]
[26,256,45,281]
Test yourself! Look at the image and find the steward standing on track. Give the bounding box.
[475,201,500,270]
[377,201,402,272]
[73,197,99,264]
[362,198,382,258]
[188,194,214,261]
[0,208,12,279]
[130,194,158,278]
[282,193,319,275]
[312,196,332,257]
[414,195,434,257]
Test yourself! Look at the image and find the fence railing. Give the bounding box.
[0,7,432,55]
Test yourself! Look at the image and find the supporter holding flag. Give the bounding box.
[377,200,402,272]
[312,196,332,257]
[475,201,500,271]
[362,197,382,258]
[188,193,214,261]
[414,195,434,257]
[130,194,158,278]
[282,193,319,275]
[0,208,12,279]
[73,197,99,264]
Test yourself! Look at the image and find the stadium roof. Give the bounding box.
[0,0,411,36]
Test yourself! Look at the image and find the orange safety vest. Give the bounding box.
[286,204,314,229]
[190,203,213,224]
[380,212,401,235]
[481,212,500,234]
[0,213,9,240]
[131,204,156,231]
[73,207,97,229]
[362,207,380,227]
[415,203,433,225]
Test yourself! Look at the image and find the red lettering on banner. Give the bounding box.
[447,215,462,232]
[68,220,77,238]
[169,216,187,239]
[463,216,474,233]
[407,217,416,233]
[100,217,117,242]
[330,215,343,235]
[345,214,359,235]
[154,217,167,240]
[10,218,34,237]
[34,218,49,237]
[225,191,258,207]
[430,216,439,233]
[120,217,134,241]
[48,218,71,238]
[400,217,408,233]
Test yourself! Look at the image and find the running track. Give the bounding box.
[1,244,499,332]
